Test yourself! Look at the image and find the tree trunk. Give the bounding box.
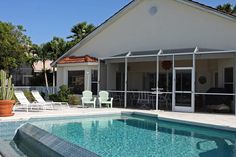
[43,60,49,95]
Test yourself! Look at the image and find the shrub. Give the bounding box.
[57,85,71,102]
[48,85,71,102]
[68,95,81,105]
[48,94,58,102]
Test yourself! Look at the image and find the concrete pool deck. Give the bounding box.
[0,107,236,131]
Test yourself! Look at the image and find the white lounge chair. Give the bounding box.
[98,91,113,108]
[31,90,69,109]
[81,91,96,108]
[14,91,41,112]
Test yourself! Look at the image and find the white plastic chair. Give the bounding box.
[159,93,171,110]
[14,91,40,112]
[31,90,69,109]
[98,91,113,108]
[81,91,96,108]
[137,92,150,109]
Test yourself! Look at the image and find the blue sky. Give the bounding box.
[0,0,235,44]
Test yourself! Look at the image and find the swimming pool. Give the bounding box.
[1,113,236,157]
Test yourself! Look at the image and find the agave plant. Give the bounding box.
[0,70,14,100]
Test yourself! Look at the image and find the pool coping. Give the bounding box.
[129,111,236,132]
[0,111,123,122]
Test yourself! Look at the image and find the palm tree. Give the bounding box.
[216,3,236,15]
[35,43,51,94]
[47,37,69,93]
[67,22,95,43]
[30,38,69,94]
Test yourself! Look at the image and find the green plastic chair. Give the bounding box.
[98,91,113,108]
[81,91,96,108]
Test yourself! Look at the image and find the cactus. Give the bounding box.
[0,70,14,100]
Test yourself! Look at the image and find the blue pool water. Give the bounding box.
[1,114,236,157]
[31,114,236,157]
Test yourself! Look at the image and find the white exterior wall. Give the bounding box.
[71,0,236,58]
[57,64,98,92]
[56,67,64,90]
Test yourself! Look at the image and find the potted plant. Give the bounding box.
[0,70,15,117]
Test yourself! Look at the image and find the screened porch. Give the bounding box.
[98,48,236,115]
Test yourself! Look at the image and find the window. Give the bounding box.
[158,73,172,92]
[68,71,84,94]
[116,72,125,90]
[148,73,156,91]
[214,72,218,88]
[143,73,156,91]
[91,70,98,95]
[224,67,233,93]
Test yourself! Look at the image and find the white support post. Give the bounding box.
[52,66,56,94]
[192,47,198,112]
[97,59,101,94]
[172,55,175,111]
[156,50,162,110]
[234,53,236,116]
[106,63,109,90]
[124,52,131,108]
[86,70,90,90]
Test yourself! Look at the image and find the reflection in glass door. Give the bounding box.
[174,68,193,112]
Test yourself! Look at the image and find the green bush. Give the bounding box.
[48,85,71,102]
[48,94,58,102]
[68,95,81,105]
[57,85,71,102]
[24,90,35,102]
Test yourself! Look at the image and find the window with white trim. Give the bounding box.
[91,70,98,95]
[68,70,84,94]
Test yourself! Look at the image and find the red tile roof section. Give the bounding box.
[58,55,98,64]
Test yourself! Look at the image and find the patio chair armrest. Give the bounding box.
[110,98,113,102]
[93,97,97,102]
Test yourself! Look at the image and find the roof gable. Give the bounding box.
[52,0,236,66]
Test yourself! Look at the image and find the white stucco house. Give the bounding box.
[52,0,236,115]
